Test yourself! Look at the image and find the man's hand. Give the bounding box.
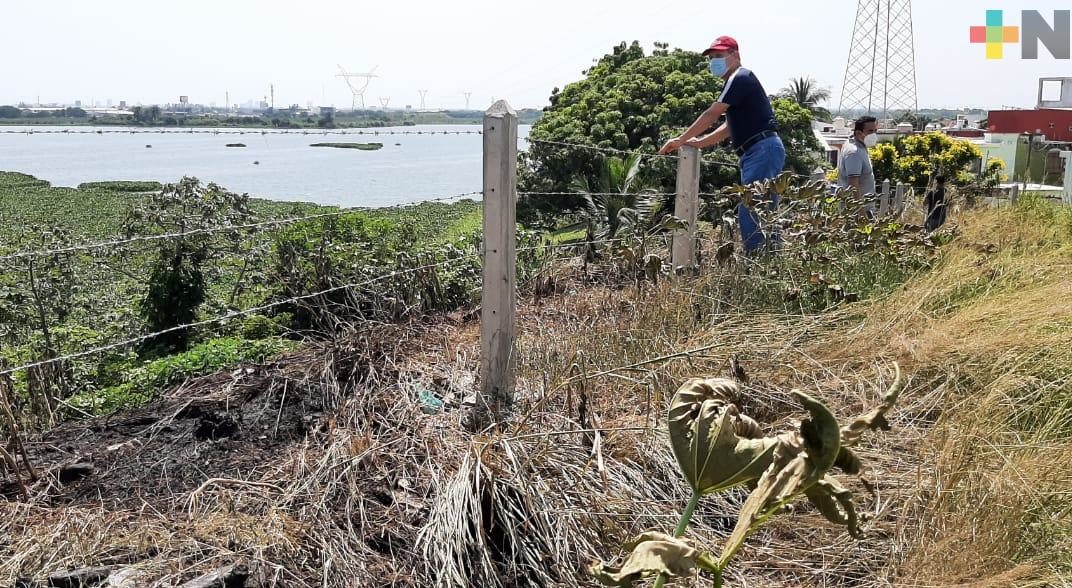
[658,137,684,155]
[684,137,707,149]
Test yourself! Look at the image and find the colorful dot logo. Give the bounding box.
[970,10,1020,59]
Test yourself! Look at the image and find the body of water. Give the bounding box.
[0,124,531,207]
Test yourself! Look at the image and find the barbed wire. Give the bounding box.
[519,191,675,198]
[0,190,483,262]
[516,236,630,254]
[0,128,482,136]
[0,254,479,378]
[524,137,741,171]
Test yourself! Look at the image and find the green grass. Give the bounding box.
[66,336,297,415]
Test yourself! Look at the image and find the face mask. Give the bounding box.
[864,133,879,148]
[709,57,729,77]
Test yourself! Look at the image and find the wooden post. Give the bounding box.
[894,182,906,217]
[476,100,517,430]
[672,146,700,269]
[878,179,891,217]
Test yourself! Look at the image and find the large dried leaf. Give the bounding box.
[719,391,841,565]
[668,378,776,494]
[588,532,718,587]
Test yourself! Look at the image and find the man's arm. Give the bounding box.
[659,102,730,154]
[848,175,862,197]
[685,122,730,149]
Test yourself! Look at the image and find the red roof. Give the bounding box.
[988,109,1072,141]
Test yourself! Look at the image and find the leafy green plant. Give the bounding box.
[124,177,253,352]
[589,365,903,587]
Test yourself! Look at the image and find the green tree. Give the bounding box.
[867,132,982,187]
[779,76,832,122]
[519,41,736,222]
[0,105,22,119]
[771,98,825,177]
[124,177,252,352]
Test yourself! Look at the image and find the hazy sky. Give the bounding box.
[3,0,1069,111]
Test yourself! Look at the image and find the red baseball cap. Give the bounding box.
[702,36,739,55]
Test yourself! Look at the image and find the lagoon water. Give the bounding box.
[0,124,531,207]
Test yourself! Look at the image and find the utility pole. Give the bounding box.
[838,0,918,122]
[337,64,379,111]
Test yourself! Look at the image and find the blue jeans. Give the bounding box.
[737,135,786,253]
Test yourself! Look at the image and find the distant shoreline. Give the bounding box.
[0,110,542,129]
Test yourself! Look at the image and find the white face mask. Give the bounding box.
[864,133,879,148]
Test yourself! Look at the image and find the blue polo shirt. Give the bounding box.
[717,67,779,150]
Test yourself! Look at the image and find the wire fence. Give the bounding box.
[0,106,823,407]
[0,190,483,262]
[0,255,480,378]
[0,128,483,136]
[0,231,639,379]
[524,137,741,171]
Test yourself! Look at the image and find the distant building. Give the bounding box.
[982,78,1072,188]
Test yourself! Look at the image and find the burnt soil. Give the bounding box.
[2,322,433,509]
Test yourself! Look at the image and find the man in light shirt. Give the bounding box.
[838,115,879,217]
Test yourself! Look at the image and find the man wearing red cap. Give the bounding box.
[659,36,785,253]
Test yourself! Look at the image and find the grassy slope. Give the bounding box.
[1,195,1068,585]
[823,198,1072,584]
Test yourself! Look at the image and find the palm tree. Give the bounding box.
[780,77,832,121]
[570,152,657,239]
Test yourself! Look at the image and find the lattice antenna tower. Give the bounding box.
[336,64,379,111]
[838,0,918,123]
[418,90,429,110]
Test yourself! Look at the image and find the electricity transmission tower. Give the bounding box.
[336,64,379,111]
[838,0,918,122]
[379,97,391,111]
[418,89,429,110]
[463,92,472,110]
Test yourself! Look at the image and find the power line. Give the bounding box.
[519,191,675,198]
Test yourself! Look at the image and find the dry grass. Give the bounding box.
[2,199,1070,587]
